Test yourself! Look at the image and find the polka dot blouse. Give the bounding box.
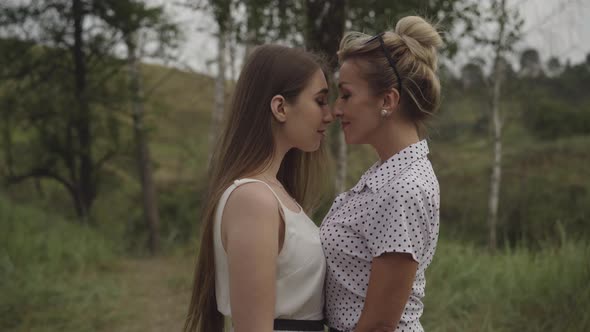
[320,140,440,332]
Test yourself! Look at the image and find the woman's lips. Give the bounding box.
[341,121,351,130]
[317,129,326,137]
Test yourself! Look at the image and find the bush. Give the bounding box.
[524,98,590,140]
[157,180,206,246]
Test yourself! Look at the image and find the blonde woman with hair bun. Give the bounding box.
[320,16,443,332]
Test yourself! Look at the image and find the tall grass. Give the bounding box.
[423,241,590,332]
[0,196,119,331]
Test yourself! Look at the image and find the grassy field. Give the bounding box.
[0,195,119,331]
[3,196,589,331]
[422,241,590,332]
[2,62,589,331]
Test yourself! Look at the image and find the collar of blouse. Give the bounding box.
[351,140,430,194]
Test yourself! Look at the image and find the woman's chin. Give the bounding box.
[298,142,321,153]
[344,134,358,145]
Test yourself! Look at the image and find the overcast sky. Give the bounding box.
[517,0,589,63]
[152,0,589,76]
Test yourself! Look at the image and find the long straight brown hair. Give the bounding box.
[183,45,329,332]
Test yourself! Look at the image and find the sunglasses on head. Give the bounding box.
[363,32,403,96]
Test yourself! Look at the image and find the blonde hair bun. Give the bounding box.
[394,16,442,70]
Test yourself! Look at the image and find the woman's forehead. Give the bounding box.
[306,68,328,90]
[338,60,365,88]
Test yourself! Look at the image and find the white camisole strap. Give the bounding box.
[233,178,302,215]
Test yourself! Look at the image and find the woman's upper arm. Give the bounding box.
[222,184,281,332]
[355,180,431,331]
[354,252,418,332]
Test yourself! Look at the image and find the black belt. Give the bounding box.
[273,318,325,331]
[328,328,343,332]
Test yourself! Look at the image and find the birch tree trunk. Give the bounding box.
[208,28,227,166]
[243,4,256,65]
[227,21,237,82]
[487,0,507,252]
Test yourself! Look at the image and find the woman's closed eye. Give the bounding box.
[340,94,350,100]
[316,98,328,106]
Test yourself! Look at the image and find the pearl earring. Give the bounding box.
[381,109,390,117]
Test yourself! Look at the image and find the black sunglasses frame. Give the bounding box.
[363,32,403,97]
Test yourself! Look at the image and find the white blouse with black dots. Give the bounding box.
[320,140,440,332]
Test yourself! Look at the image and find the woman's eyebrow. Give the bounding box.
[315,88,329,95]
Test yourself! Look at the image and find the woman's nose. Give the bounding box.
[331,102,343,118]
[323,105,334,123]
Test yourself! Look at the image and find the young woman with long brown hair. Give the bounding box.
[184,44,333,332]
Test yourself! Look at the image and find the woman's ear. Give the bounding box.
[270,95,288,123]
[382,88,400,112]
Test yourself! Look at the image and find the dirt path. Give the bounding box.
[102,255,195,332]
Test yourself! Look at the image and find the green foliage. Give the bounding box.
[430,136,590,247]
[523,97,590,141]
[0,196,118,331]
[423,241,590,331]
[0,0,179,220]
[517,64,590,140]
[125,181,205,252]
[346,0,466,57]
[1,1,588,330]
[431,54,590,247]
[499,138,590,246]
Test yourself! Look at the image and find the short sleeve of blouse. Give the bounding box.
[362,176,434,262]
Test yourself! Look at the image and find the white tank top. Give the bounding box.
[214,178,326,323]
